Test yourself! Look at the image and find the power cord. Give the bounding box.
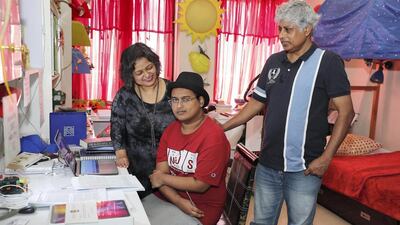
[0,184,31,209]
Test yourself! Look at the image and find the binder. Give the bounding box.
[50,112,87,145]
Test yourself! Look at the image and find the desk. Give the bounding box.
[1,167,150,225]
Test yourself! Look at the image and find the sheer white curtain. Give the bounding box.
[215,0,284,105]
[73,0,174,102]
[88,31,172,101]
[216,36,282,105]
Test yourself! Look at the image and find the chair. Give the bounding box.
[224,143,259,225]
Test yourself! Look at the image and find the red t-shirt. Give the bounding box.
[157,116,230,225]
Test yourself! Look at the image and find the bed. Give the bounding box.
[318,85,400,225]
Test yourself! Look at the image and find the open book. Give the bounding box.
[6,152,44,171]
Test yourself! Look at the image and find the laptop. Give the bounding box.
[54,130,118,176]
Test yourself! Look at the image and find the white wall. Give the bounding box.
[20,0,53,141]
[58,4,72,107]
[173,1,216,101]
[174,32,216,99]
[347,60,400,150]
[375,63,400,149]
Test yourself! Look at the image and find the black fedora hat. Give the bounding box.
[167,72,210,107]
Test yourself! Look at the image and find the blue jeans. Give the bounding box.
[251,164,322,225]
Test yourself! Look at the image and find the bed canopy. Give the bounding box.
[313,0,400,60]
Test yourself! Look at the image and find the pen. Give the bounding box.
[185,191,196,207]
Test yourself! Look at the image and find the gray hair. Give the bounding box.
[275,0,320,30]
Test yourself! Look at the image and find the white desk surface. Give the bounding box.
[1,167,150,225]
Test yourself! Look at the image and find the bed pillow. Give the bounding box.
[335,134,382,156]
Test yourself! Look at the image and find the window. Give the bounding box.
[215,0,284,105]
[73,0,174,102]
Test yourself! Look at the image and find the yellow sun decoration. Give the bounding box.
[176,0,224,43]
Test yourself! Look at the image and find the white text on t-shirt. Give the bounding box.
[167,148,198,173]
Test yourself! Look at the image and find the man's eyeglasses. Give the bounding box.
[134,63,155,76]
[168,96,197,105]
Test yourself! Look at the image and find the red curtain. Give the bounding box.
[72,0,174,102]
[215,0,285,104]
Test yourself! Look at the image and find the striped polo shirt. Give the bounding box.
[253,44,350,172]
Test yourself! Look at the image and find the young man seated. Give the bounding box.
[142,72,231,225]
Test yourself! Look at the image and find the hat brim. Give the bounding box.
[167,83,210,107]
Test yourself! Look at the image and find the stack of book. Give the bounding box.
[80,137,113,149]
[79,137,115,160]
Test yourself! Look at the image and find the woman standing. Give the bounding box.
[111,43,175,198]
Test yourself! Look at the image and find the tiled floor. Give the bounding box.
[221,162,351,225]
[217,203,351,225]
[277,203,351,225]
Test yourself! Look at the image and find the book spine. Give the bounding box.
[86,141,113,148]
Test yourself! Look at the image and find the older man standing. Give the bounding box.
[222,1,355,224]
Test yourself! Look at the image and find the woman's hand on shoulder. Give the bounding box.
[115,149,129,168]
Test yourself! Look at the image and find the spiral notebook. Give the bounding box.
[79,149,116,161]
[55,130,118,176]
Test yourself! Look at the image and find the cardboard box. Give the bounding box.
[50,112,87,145]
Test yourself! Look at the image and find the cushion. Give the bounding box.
[335,134,382,156]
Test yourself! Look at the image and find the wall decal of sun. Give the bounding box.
[176,0,224,43]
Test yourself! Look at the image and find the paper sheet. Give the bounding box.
[30,188,107,207]
[5,218,29,225]
[24,159,54,174]
[71,175,145,191]
[65,201,98,224]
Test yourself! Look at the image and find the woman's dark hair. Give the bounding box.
[119,42,161,88]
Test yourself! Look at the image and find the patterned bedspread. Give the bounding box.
[323,151,400,220]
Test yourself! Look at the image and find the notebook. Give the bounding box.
[54,130,118,176]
